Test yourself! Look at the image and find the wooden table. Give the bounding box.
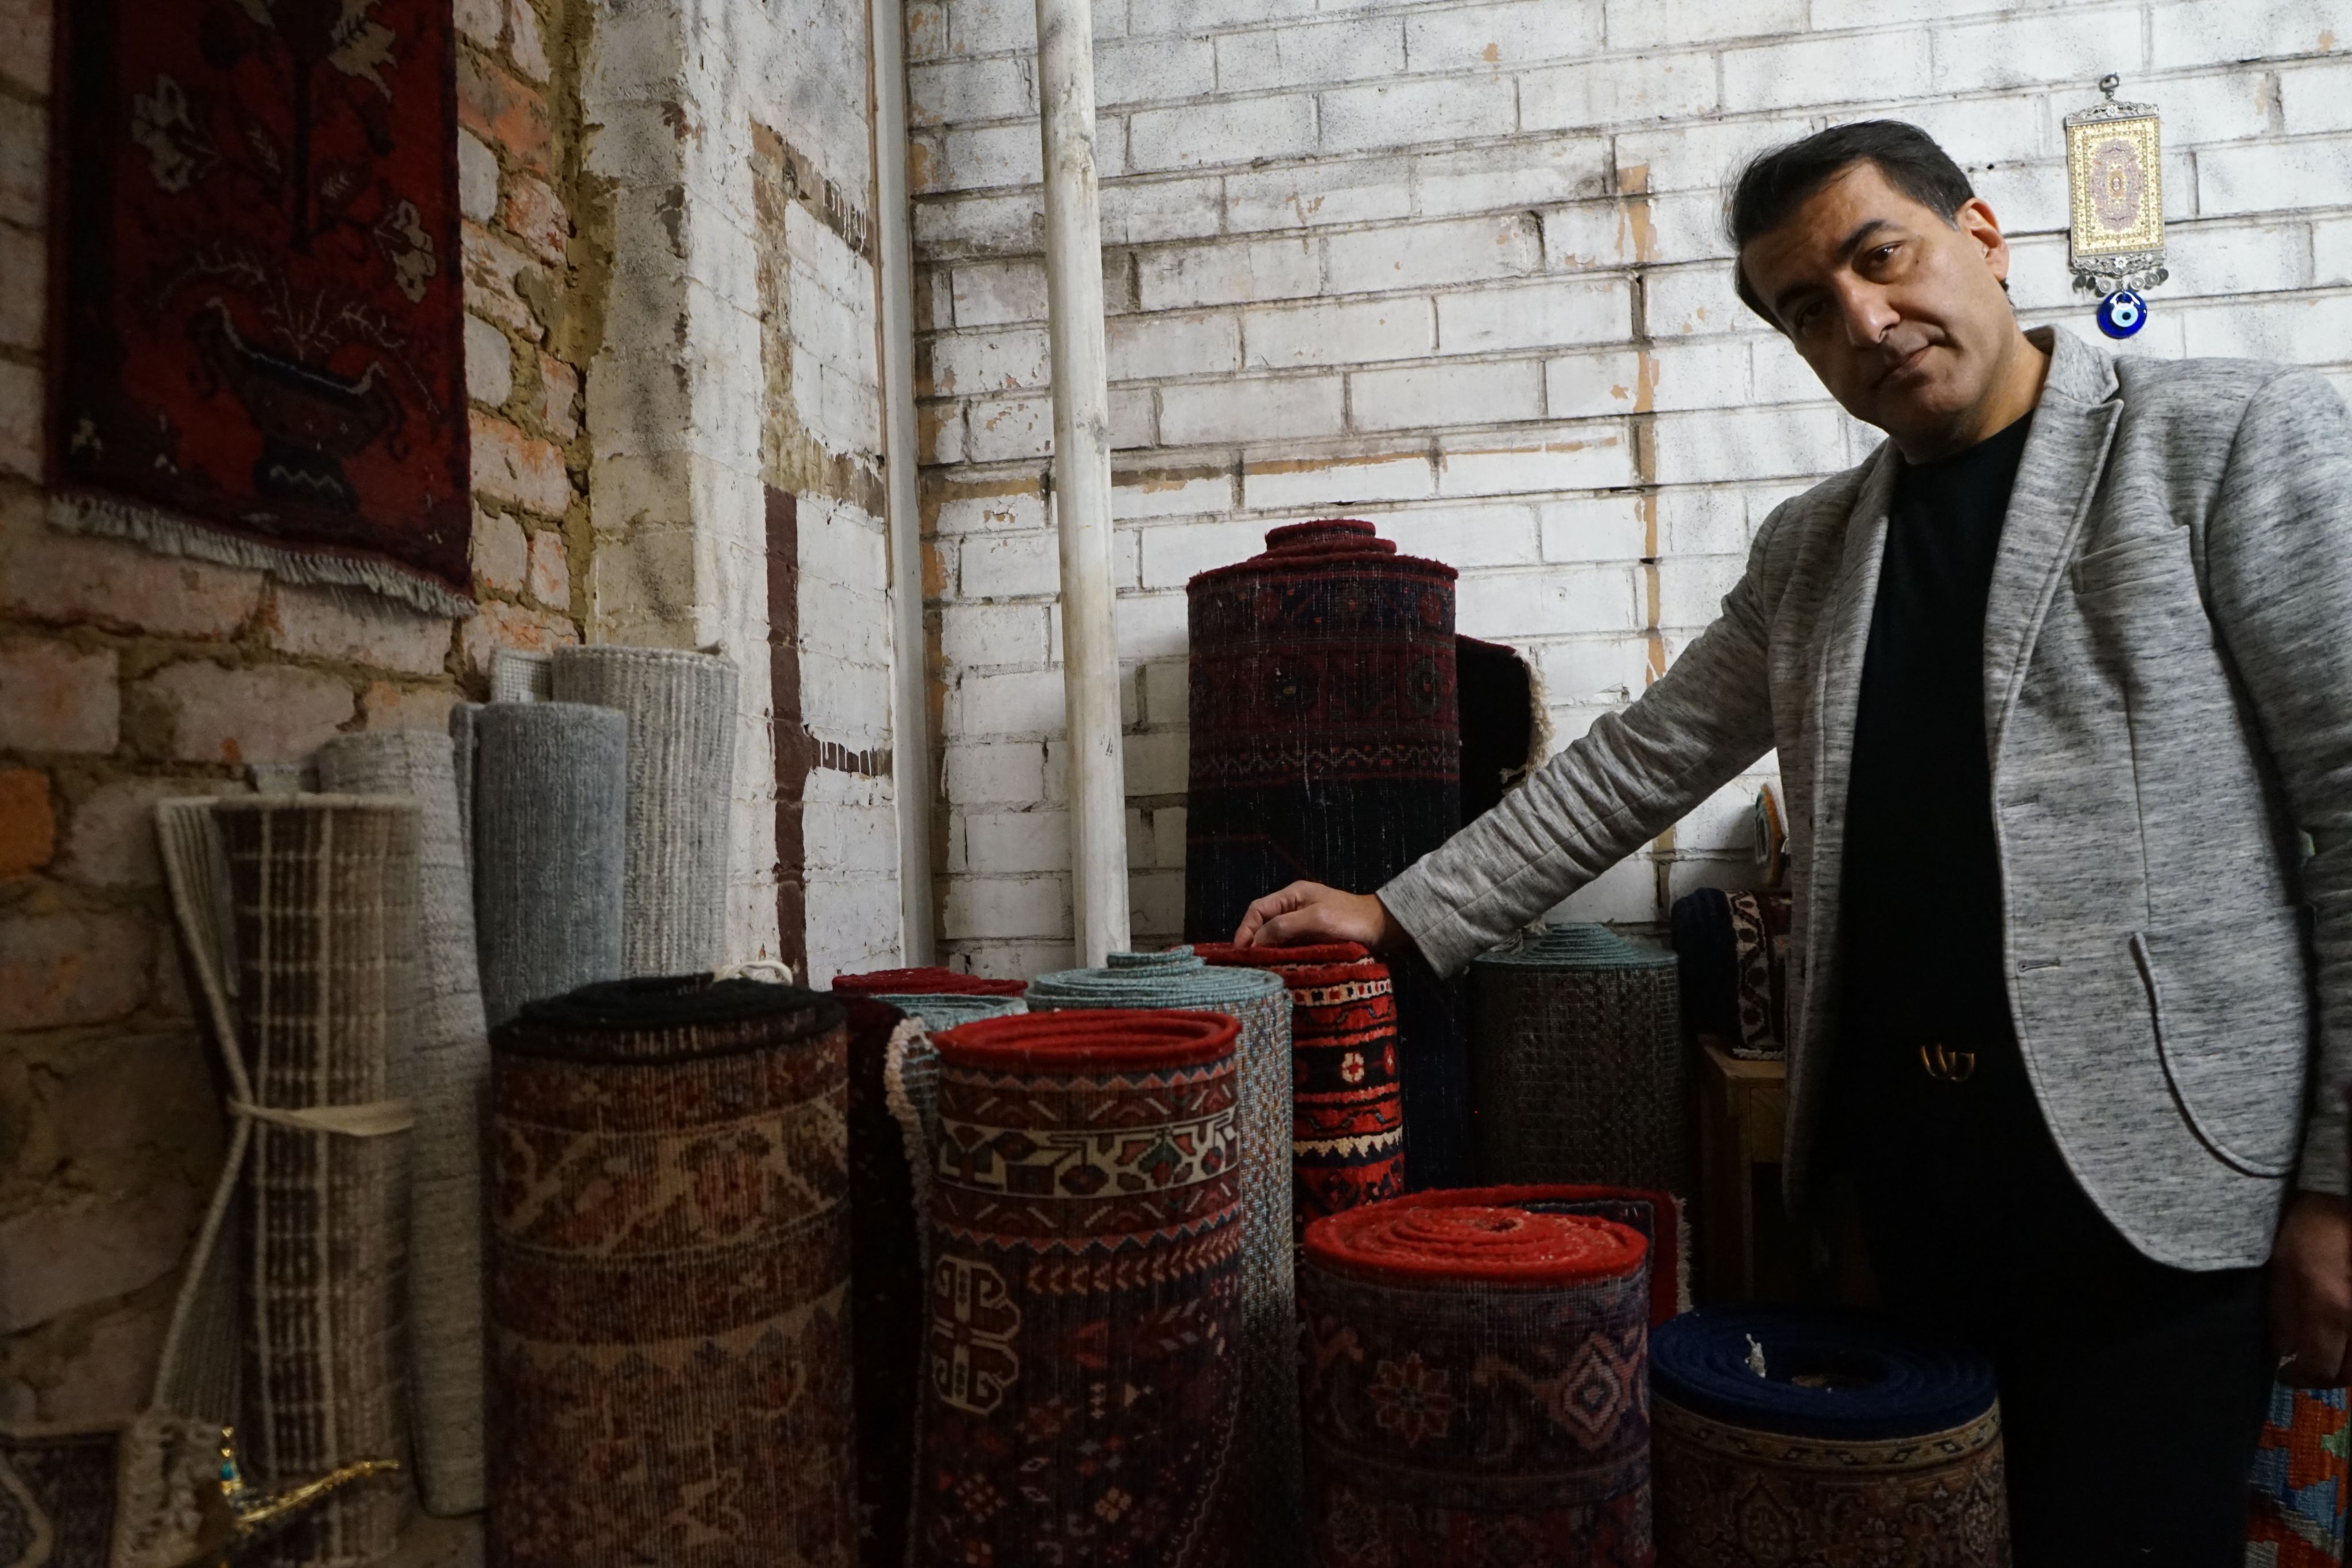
[1695,1039,1788,1302]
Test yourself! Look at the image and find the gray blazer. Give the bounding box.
[1380,326,2352,1271]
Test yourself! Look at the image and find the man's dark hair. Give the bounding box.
[1726,121,1976,328]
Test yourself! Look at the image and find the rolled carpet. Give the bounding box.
[1194,942,1406,1236]
[1370,1182,1688,1327]
[1650,1307,2009,1567]
[211,796,419,1568]
[487,976,857,1568]
[2248,1383,2348,1566]
[548,645,739,977]
[489,647,552,703]
[471,702,627,1028]
[914,1009,1243,1568]
[1026,948,1297,1561]
[1667,889,1792,1059]
[314,730,488,1516]
[1467,923,1689,1194]
[1298,1199,1653,1567]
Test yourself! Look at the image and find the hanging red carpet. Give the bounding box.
[1185,520,1471,1189]
[51,0,472,617]
[914,1010,1242,1568]
[1650,1307,2010,1567]
[1194,942,1406,1234]
[1299,1199,1653,1567]
[487,977,857,1568]
[2248,1384,2349,1566]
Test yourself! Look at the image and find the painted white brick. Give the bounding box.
[1113,592,1189,661]
[1646,264,1758,338]
[1602,0,1805,52]
[1374,503,1542,568]
[1129,94,1318,173]
[2281,60,2352,134]
[1159,375,1348,444]
[1100,177,1227,244]
[2315,218,2352,284]
[2178,293,2352,364]
[941,602,1050,668]
[1139,518,1270,590]
[1966,160,2072,238]
[2201,135,2352,216]
[937,488,1047,535]
[946,740,1049,805]
[1226,157,1415,231]
[941,122,1042,191]
[1658,486,1751,558]
[943,875,1072,940]
[1748,344,1838,408]
[1438,277,1630,355]
[960,531,1061,597]
[1244,296,1436,368]
[1352,359,1542,431]
[459,132,498,223]
[1114,470,1237,520]
[2167,222,2308,295]
[1107,313,1244,382]
[1141,661,1189,730]
[1546,855,1660,926]
[915,189,1043,256]
[1319,74,1518,155]
[465,315,514,406]
[1138,237,1320,311]
[909,55,1032,126]
[1521,51,1717,133]
[930,327,1050,396]
[965,393,1054,460]
[1929,6,2144,95]
[1125,0,1315,33]
[1436,425,1635,495]
[1241,451,1437,509]
[1723,29,1932,115]
[1542,201,1643,271]
[1879,94,2049,172]
[1411,138,1610,219]
[1325,214,1541,295]
[1545,349,1645,419]
[951,667,1067,737]
[1539,495,1648,563]
[2147,67,2278,148]
[1403,2,1606,72]
[1652,405,1851,486]
[1457,564,1641,637]
[1217,17,1403,92]
[952,259,1049,327]
[1096,37,1217,107]
[1615,117,1816,195]
[1540,634,1652,703]
[964,809,1070,873]
[1657,552,1747,628]
[2149,0,2348,71]
[1650,338,1757,413]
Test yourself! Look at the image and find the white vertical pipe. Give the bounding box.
[872,0,938,963]
[1034,0,1129,965]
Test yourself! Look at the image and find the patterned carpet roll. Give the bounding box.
[1194,942,1406,1235]
[1651,1307,2009,1567]
[1667,888,1792,1059]
[314,730,487,1516]
[1468,924,1688,1194]
[1299,1200,1653,1567]
[914,1009,1243,1568]
[1373,1182,1688,1327]
[487,977,856,1568]
[2249,1384,2349,1566]
[212,796,418,1568]
[471,702,627,1028]
[548,646,739,978]
[1026,948,1297,1560]
[1183,518,1471,1191]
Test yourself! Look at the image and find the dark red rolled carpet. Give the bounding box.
[1370,1181,1688,1327]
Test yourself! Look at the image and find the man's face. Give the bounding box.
[1738,161,2020,451]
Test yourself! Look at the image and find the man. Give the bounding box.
[1236,121,2352,1564]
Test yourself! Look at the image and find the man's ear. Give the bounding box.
[1956,196,2010,283]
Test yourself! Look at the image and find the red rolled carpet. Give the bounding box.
[1372,1182,1687,1327]
[1299,1200,1653,1567]
[1196,942,1407,1236]
[914,1009,1244,1567]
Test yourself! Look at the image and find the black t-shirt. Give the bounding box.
[1838,413,2034,1048]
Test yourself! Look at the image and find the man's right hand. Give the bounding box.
[1232,881,1403,953]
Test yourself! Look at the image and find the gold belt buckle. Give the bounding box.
[1918,1042,1978,1083]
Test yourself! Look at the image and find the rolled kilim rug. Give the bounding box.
[471,702,627,1028]
[1468,923,1689,1194]
[212,796,418,1568]
[315,730,488,1517]
[1299,1200,1653,1567]
[827,969,1025,1568]
[487,976,856,1568]
[1026,948,1297,1560]
[914,1009,1243,1568]
[1650,1308,2010,1567]
[1184,518,1472,1191]
[1194,942,1406,1236]
[1374,1182,1688,1327]
[548,645,739,978]
[2249,1383,2349,1566]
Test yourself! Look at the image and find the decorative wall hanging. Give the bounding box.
[1185,519,1471,1190]
[487,977,857,1568]
[1298,1200,1653,1568]
[1374,1182,1689,1328]
[1467,924,1689,1192]
[913,1009,1244,1568]
[51,0,472,617]
[469,702,627,1028]
[2065,75,2166,340]
[1650,1307,2010,1567]
[1025,950,1297,1563]
[1194,942,1407,1236]
[2248,1383,2348,1566]
[548,647,740,978]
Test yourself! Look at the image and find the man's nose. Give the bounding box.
[1836,284,1899,349]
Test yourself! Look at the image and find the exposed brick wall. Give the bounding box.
[0,0,594,1420]
[909,0,2352,977]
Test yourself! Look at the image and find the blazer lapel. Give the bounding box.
[1983,328,2123,769]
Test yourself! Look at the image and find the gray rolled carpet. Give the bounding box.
[448,703,480,872]
[489,649,552,704]
[548,646,738,978]
[314,731,489,1517]
[472,703,628,1029]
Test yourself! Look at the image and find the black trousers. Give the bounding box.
[1833,1034,2273,1567]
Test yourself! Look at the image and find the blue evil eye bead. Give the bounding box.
[2096,290,2148,339]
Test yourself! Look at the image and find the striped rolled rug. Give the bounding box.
[487,976,857,1568]
[1650,1307,2010,1568]
[914,1009,1243,1568]
[1193,942,1406,1236]
[1299,1198,1653,1567]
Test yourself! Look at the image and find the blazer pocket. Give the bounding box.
[2130,907,2312,1179]
[2072,531,2193,598]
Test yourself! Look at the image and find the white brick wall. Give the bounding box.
[910,0,2352,964]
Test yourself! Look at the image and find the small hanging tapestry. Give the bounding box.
[1185,519,1472,1189]
[1298,1200,1653,1567]
[52,0,472,616]
[488,977,858,1568]
[2248,1384,2349,1567]
[1650,1307,2010,1568]
[914,1009,1243,1568]
[1194,942,1407,1236]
